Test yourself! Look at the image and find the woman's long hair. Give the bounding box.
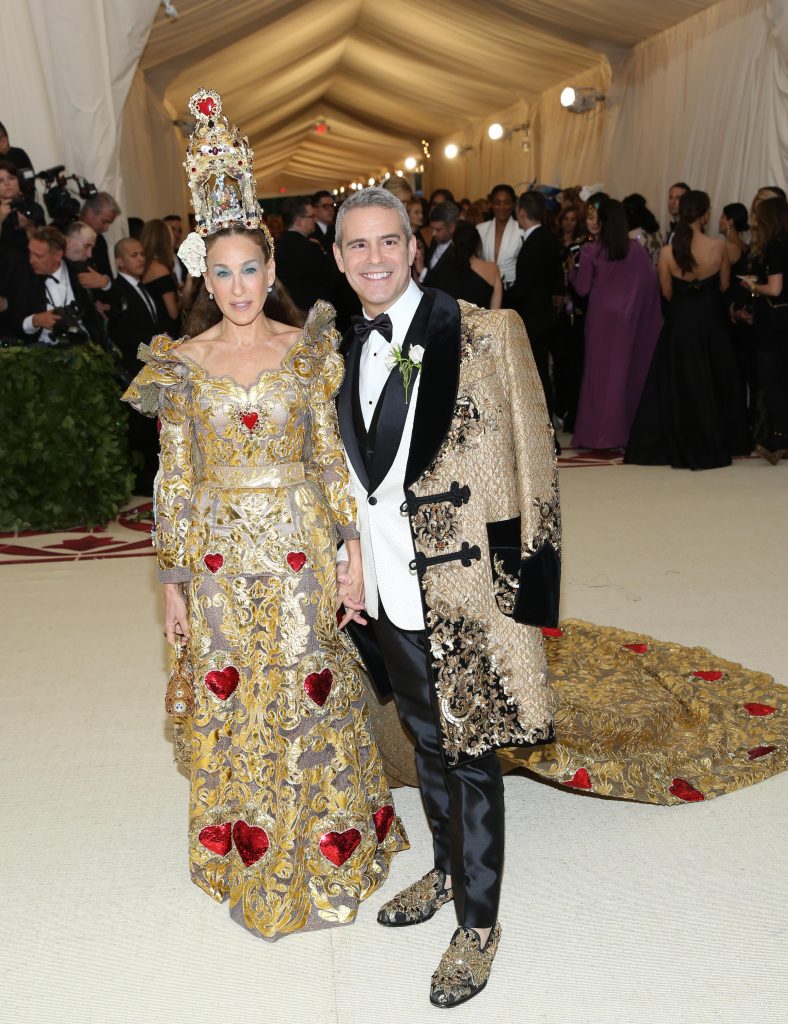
[452,219,482,266]
[752,196,788,252]
[140,218,175,274]
[671,190,710,274]
[184,225,304,336]
[598,199,630,261]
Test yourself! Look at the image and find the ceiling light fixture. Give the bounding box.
[444,143,472,160]
[559,87,605,114]
[404,156,418,171]
[487,122,530,142]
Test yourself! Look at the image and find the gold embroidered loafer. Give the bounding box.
[377,868,453,926]
[429,922,502,1008]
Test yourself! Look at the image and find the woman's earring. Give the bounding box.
[208,291,214,300]
[267,285,273,293]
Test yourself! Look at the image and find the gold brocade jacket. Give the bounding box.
[338,290,561,768]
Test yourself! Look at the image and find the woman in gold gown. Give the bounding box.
[123,220,407,941]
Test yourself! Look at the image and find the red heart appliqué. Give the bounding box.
[669,778,705,802]
[541,627,564,638]
[748,745,777,760]
[203,552,224,573]
[373,805,395,842]
[693,670,723,682]
[565,768,592,790]
[198,822,232,857]
[232,820,270,866]
[744,703,776,717]
[241,412,259,432]
[319,828,361,867]
[205,665,240,700]
[304,668,333,707]
[623,642,648,654]
[286,551,307,572]
[196,96,215,117]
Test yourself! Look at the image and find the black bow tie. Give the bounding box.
[352,312,393,345]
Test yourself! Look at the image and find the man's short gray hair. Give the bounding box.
[335,186,412,249]
[83,191,121,216]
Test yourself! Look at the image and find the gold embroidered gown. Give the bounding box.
[123,302,408,940]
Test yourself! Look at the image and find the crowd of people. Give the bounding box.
[2,111,786,471]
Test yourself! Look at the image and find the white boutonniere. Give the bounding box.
[387,343,424,401]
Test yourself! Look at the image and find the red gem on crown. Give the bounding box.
[197,96,215,117]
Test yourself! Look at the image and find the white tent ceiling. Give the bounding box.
[140,0,722,193]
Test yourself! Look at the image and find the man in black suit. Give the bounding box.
[274,196,337,315]
[421,201,461,297]
[79,191,121,296]
[504,190,562,417]
[108,237,161,494]
[310,190,336,252]
[18,226,102,345]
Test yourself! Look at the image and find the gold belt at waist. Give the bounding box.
[198,462,306,489]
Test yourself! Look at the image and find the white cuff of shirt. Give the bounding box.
[336,543,348,564]
[23,315,37,334]
[100,276,112,291]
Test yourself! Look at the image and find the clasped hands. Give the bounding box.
[336,559,366,630]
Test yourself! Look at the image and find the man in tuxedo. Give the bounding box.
[504,190,562,418]
[79,191,121,291]
[420,200,461,297]
[274,196,337,314]
[332,187,560,1008]
[64,220,97,264]
[109,237,160,494]
[664,181,690,244]
[164,214,188,286]
[18,226,102,344]
[310,190,336,251]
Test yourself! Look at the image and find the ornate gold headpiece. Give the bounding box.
[177,88,274,277]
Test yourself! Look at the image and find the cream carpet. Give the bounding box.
[3,454,787,1024]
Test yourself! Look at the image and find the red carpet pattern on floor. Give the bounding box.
[0,450,627,566]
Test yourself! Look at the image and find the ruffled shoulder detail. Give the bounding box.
[302,300,340,351]
[121,334,190,417]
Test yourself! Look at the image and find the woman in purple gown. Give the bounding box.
[569,198,662,449]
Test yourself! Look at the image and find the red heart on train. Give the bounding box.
[198,822,232,857]
[203,552,224,573]
[232,820,270,866]
[541,627,564,638]
[286,551,307,572]
[205,665,240,700]
[693,670,723,681]
[196,96,215,117]
[373,805,395,842]
[744,703,776,717]
[304,668,333,707]
[565,768,592,790]
[319,828,361,867]
[623,642,648,654]
[748,745,777,760]
[668,778,705,802]
[241,412,259,432]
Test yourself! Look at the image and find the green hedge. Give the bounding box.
[0,343,134,531]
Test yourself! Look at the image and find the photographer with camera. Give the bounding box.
[0,121,33,174]
[18,227,101,345]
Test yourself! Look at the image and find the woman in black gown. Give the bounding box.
[745,196,788,462]
[451,220,502,309]
[626,190,749,470]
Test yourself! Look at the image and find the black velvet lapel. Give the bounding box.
[404,288,462,486]
[366,291,433,494]
[336,331,369,490]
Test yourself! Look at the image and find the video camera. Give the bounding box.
[49,301,89,344]
[35,166,98,230]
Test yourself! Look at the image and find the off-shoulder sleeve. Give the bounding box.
[121,336,195,583]
[301,304,359,542]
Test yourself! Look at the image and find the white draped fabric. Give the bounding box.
[0,0,159,235]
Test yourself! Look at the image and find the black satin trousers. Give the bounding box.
[374,603,504,928]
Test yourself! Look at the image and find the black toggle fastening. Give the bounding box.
[400,481,471,515]
[409,542,481,574]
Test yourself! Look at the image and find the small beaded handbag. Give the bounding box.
[165,641,194,716]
